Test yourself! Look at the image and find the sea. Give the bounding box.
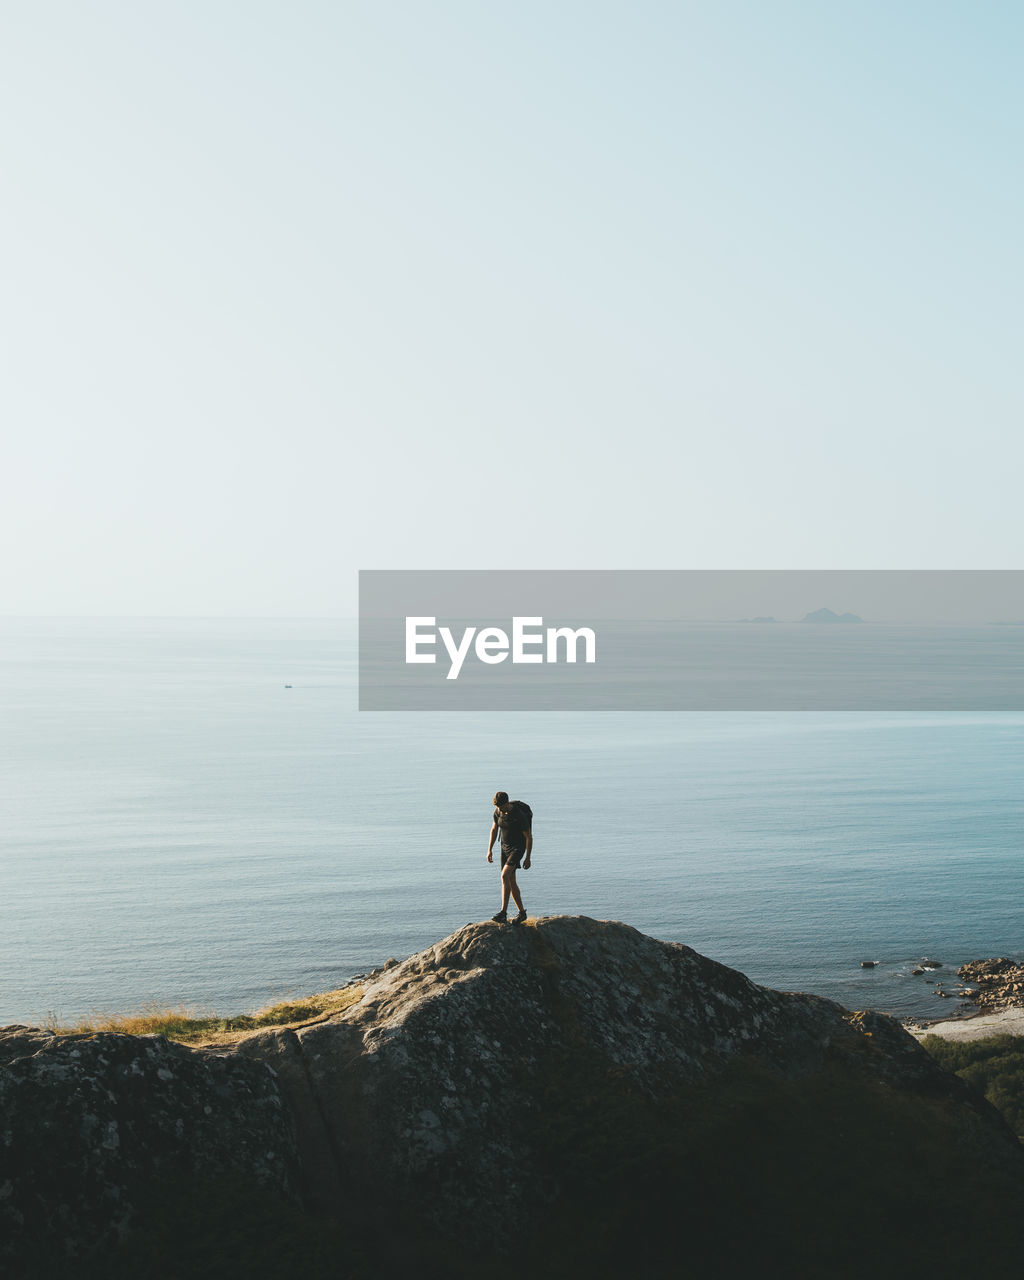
[1,616,1022,1026]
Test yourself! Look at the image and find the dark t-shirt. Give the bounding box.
[494,802,531,853]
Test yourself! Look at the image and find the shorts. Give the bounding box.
[500,847,524,870]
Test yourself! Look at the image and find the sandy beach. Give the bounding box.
[906,1007,1024,1042]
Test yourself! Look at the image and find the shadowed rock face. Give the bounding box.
[3,917,1024,1274]
[0,1029,299,1268]
[231,916,1024,1247]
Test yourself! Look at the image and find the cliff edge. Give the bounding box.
[234,915,1020,1239]
[4,916,1024,1278]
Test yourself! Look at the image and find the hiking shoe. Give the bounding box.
[512,910,528,925]
[491,910,508,924]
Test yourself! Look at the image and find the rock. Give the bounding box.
[860,961,878,968]
[7,919,1024,1275]
[912,969,925,976]
[231,916,1024,1251]
[956,958,1024,1011]
[0,1025,57,1067]
[921,959,943,969]
[0,1031,299,1267]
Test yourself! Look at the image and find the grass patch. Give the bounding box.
[922,1032,1024,1138]
[44,984,365,1047]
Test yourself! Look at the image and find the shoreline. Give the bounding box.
[903,1006,1024,1042]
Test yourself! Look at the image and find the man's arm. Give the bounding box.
[487,821,499,862]
[523,830,533,869]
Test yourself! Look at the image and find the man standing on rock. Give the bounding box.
[487,791,532,925]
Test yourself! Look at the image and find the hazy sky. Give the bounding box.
[2,2,1021,616]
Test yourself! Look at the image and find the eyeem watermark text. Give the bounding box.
[405,616,598,680]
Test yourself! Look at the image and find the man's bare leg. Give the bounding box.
[501,863,525,915]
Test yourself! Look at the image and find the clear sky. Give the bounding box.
[2,1,1021,616]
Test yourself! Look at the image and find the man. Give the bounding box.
[486,791,532,924]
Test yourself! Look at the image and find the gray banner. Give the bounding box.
[359,571,1024,710]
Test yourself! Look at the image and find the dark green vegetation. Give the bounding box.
[923,1033,1024,1139]
[40,1055,1024,1280]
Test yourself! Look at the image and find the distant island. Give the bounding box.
[801,607,863,623]
[737,616,776,623]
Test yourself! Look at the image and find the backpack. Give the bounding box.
[502,799,533,836]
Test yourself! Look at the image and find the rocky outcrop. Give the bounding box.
[230,917,1024,1247]
[4,917,1024,1276]
[0,1027,298,1269]
[958,957,1024,1010]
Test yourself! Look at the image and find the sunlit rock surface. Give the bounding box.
[232,916,1023,1245]
[4,916,1024,1275]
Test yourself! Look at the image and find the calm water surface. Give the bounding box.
[1,617,1022,1024]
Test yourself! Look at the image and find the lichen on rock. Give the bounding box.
[5,917,1024,1276]
[0,1029,299,1267]
[231,916,1024,1250]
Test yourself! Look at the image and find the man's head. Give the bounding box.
[493,791,509,810]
